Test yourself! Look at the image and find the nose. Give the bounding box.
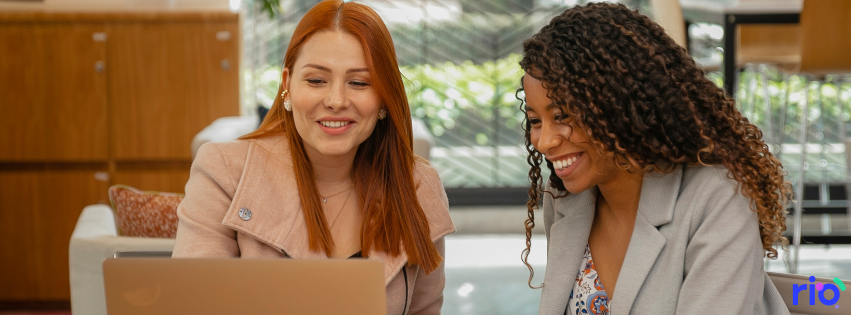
[535,121,565,156]
[325,81,348,112]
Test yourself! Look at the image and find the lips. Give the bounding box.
[319,121,351,128]
[316,117,355,135]
[548,152,582,170]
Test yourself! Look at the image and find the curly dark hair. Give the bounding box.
[517,3,791,288]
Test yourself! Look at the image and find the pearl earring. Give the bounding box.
[281,89,292,112]
[378,109,387,119]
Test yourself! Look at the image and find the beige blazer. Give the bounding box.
[172,135,456,315]
[538,164,790,315]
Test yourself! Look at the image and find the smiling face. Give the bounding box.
[282,30,382,161]
[523,74,624,194]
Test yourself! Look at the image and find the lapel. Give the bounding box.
[221,135,454,284]
[610,165,683,314]
[222,136,326,258]
[540,187,597,315]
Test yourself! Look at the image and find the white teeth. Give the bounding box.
[320,121,350,128]
[552,155,579,170]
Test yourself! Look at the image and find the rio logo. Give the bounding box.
[792,276,847,308]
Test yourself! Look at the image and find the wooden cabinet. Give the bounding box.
[0,23,109,161]
[0,166,109,300]
[110,21,239,160]
[114,161,192,194]
[0,11,239,302]
[0,170,40,299]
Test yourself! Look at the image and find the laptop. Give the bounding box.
[103,258,387,315]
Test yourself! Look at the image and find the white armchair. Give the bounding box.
[69,204,175,315]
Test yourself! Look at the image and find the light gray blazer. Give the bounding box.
[538,164,790,315]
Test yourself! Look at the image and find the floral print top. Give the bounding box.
[566,244,611,315]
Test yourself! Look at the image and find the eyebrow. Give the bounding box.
[526,103,559,114]
[302,64,369,74]
[346,68,369,74]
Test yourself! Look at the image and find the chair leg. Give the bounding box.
[777,73,792,160]
[814,80,828,206]
[745,65,758,120]
[759,65,775,148]
[792,77,812,274]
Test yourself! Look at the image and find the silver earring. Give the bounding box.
[281,89,292,111]
[378,109,387,119]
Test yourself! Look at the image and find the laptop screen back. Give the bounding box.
[103,258,387,315]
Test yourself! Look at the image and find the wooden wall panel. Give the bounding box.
[0,11,239,302]
[0,25,47,161]
[190,21,241,143]
[33,169,109,299]
[42,24,109,161]
[737,24,801,66]
[0,172,41,299]
[109,20,239,160]
[114,168,191,194]
[0,168,108,300]
[0,23,108,161]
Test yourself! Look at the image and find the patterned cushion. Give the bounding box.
[108,185,184,238]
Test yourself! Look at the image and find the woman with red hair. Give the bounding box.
[173,1,455,314]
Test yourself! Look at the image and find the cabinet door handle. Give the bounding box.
[94,171,109,182]
[216,31,231,41]
[220,59,230,71]
[95,61,105,73]
[92,32,108,42]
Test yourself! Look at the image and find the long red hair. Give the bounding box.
[241,0,441,273]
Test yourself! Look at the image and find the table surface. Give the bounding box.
[681,0,802,15]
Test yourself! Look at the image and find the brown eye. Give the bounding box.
[528,118,542,126]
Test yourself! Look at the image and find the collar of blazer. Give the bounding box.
[220,135,455,285]
[540,165,684,315]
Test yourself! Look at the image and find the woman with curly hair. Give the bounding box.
[518,3,790,315]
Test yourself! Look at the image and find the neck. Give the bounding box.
[596,167,643,219]
[303,146,356,186]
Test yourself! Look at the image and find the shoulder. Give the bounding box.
[194,139,252,171]
[412,158,455,237]
[413,157,441,187]
[195,133,291,170]
[679,164,743,202]
[412,158,446,206]
[677,164,754,228]
[191,139,255,193]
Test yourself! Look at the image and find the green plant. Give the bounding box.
[257,0,281,19]
[401,54,525,145]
